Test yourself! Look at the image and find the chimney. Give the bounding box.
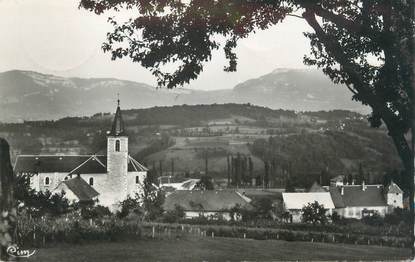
[341,186,344,195]
[362,180,366,191]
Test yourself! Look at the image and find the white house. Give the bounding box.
[385,181,403,209]
[329,181,402,219]
[282,192,335,223]
[14,100,148,210]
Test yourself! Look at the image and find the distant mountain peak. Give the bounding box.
[0,68,369,122]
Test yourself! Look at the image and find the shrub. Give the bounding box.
[301,201,327,225]
[81,205,112,220]
[362,214,384,227]
[162,205,185,223]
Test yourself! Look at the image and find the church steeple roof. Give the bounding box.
[109,97,126,136]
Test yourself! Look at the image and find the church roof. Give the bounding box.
[60,177,99,201]
[109,101,126,136]
[14,155,148,174]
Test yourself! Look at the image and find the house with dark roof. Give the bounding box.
[329,181,403,219]
[14,100,148,210]
[163,190,253,221]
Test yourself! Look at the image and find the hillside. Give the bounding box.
[0,104,401,188]
[0,69,367,122]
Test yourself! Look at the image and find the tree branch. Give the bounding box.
[300,4,386,46]
[286,13,304,19]
[302,9,410,150]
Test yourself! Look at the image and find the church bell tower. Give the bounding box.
[105,97,129,208]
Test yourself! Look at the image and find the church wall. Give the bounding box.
[31,172,68,192]
[126,171,146,197]
[81,173,107,194]
[106,136,129,206]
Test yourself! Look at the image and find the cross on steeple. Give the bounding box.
[109,94,126,136]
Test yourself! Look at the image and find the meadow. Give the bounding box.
[29,236,411,262]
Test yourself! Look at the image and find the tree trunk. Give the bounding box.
[387,130,414,250]
[0,138,16,261]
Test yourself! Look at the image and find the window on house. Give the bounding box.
[348,208,353,216]
[396,193,399,196]
[136,176,139,184]
[115,140,120,152]
[44,177,50,186]
[89,177,94,186]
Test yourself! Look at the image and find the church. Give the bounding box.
[14,101,148,210]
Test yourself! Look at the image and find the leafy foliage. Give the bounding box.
[118,194,143,219]
[141,170,165,221]
[194,175,214,190]
[301,201,327,225]
[251,197,274,219]
[162,204,185,223]
[14,174,71,218]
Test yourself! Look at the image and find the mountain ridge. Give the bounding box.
[0,69,368,122]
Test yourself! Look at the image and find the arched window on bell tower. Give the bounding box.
[115,140,120,152]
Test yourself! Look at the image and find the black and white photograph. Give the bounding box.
[0,0,413,261]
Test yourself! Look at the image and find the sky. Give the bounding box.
[0,0,313,90]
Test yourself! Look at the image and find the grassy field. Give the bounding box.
[29,236,411,262]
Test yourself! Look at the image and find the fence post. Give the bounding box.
[243,233,246,239]
[211,232,214,238]
[33,225,36,242]
[152,226,155,239]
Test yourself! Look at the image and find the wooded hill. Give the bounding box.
[0,104,401,188]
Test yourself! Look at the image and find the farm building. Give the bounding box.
[329,181,403,219]
[163,190,253,221]
[282,192,335,223]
